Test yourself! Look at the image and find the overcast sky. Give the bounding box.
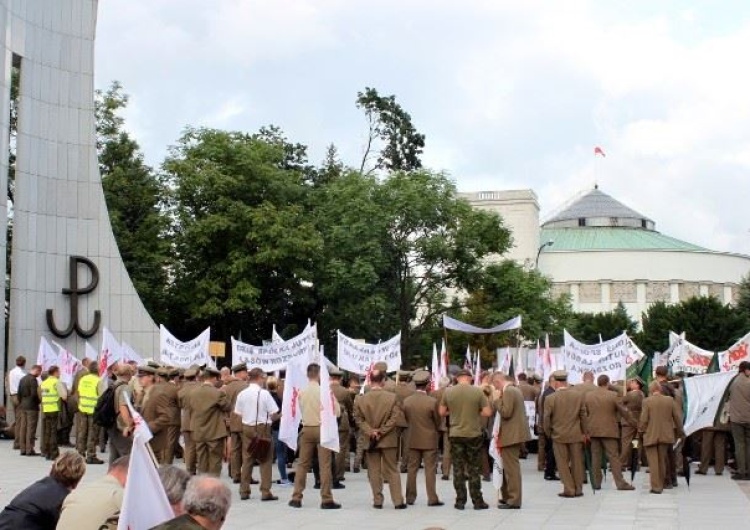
[95,0,750,255]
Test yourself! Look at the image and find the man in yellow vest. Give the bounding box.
[39,365,67,460]
[77,362,104,464]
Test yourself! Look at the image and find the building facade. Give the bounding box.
[465,186,750,321]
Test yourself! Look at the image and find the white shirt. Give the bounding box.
[8,366,26,395]
[234,383,279,426]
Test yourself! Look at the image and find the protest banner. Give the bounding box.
[525,401,537,440]
[718,331,750,372]
[159,325,212,368]
[670,340,714,376]
[563,330,628,385]
[443,314,522,334]
[336,331,401,375]
[234,324,318,372]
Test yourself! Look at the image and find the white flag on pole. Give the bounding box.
[319,362,340,453]
[683,371,736,437]
[100,327,122,376]
[440,340,448,378]
[488,411,503,490]
[85,341,98,362]
[474,351,481,386]
[279,358,310,451]
[121,342,145,366]
[431,344,440,392]
[36,337,59,371]
[52,342,81,389]
[117,398,173,530]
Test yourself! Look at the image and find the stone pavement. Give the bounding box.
[1,440,748,529]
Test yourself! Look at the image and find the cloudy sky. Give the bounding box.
[95,0,750,255]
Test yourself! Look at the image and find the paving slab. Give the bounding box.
[1,441,748,529]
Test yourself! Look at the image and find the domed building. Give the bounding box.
[460,187,750,320]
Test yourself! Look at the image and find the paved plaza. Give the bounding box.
[1,442,748,529]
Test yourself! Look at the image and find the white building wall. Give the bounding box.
[3,0,158,365]
[460,189,540,266]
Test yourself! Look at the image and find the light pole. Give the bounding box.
[535,240,554,268]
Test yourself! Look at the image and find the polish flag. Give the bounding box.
[594,146,606,157]
[440,340,449,379]
[431,344,440,392]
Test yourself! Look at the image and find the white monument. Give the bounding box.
[0,0,158,395]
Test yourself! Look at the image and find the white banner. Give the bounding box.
[718,331,750,372]
[279,357,310,451]
[443,314,522,334]
[670,340,714,376]
[683,371,736,436]
[563,330,628,385]
[159,325,211,368]
[37,337,59,371]
[234,324,318,372]
[336,331,401,375]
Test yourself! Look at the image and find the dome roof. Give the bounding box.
[543,187,654,230]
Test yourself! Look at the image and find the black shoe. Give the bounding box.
[695,470,707,475]
[544,475,559,481]
[394,503,407,510]
[649,489,662,494]
[499,504,520,510]
[473,502,489,510]
[26,451,39,457]
[731,474,750,481]
[428,501,444,507]
[262,495,279,501]
[321,502,341,510]
[406,500,415,505]
[314,483,321,489]
[233,478,241,484]
[288,500,302,508]
[558,493,575,498]
[574,493,584,497]
[353,466,360,473]
[250,478,259,485]
[86,457,105,465]
[332,482,345,489]
[441,475,450,481]
[373,504,382,509]
[454,503,465,510]
[240,494,249,501]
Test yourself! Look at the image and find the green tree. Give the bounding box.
[96,82,171,323]
[457,260,574,365]
[570,302,638,345]
[737,273,750,320]
[637,296,750,354]
[312,169,510,364]
[164,126,322,343]
[356,87,425,173]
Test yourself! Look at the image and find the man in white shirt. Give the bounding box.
[235,368,279,501]
[7,355,27,450]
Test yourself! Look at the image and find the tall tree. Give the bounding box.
[570,302,638,345]
[96,82,171,324]
[456,260,574,363]
[164,126,321,343]
[356,87,425,173]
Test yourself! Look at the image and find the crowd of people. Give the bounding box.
[2,353,750,529]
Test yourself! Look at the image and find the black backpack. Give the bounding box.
[93,381,126,428]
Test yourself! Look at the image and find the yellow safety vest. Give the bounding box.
[78,373,100,414]
[41,376,60,413]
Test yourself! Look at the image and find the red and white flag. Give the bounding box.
[319,361,340,453]
[279,358,310,451]
[99,327,121,376]
[431,344,440,392]
[474,351,482,386]
[594,146,606,157]
[440,340,449,379]
[52,342,81,389]
[118,399,173,530]
[36,337,59,371]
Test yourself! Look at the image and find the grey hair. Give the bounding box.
[439,376,451,389]
[158,465,190,506]
[183,475,232,523]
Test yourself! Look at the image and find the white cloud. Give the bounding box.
[94,0,750,255]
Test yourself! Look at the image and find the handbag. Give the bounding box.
[247,390,272,462]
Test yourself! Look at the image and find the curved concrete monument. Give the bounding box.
[0,0,159,388]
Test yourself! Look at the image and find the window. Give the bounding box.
[578,217,586,227]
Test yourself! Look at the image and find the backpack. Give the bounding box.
[93,381,126,428]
